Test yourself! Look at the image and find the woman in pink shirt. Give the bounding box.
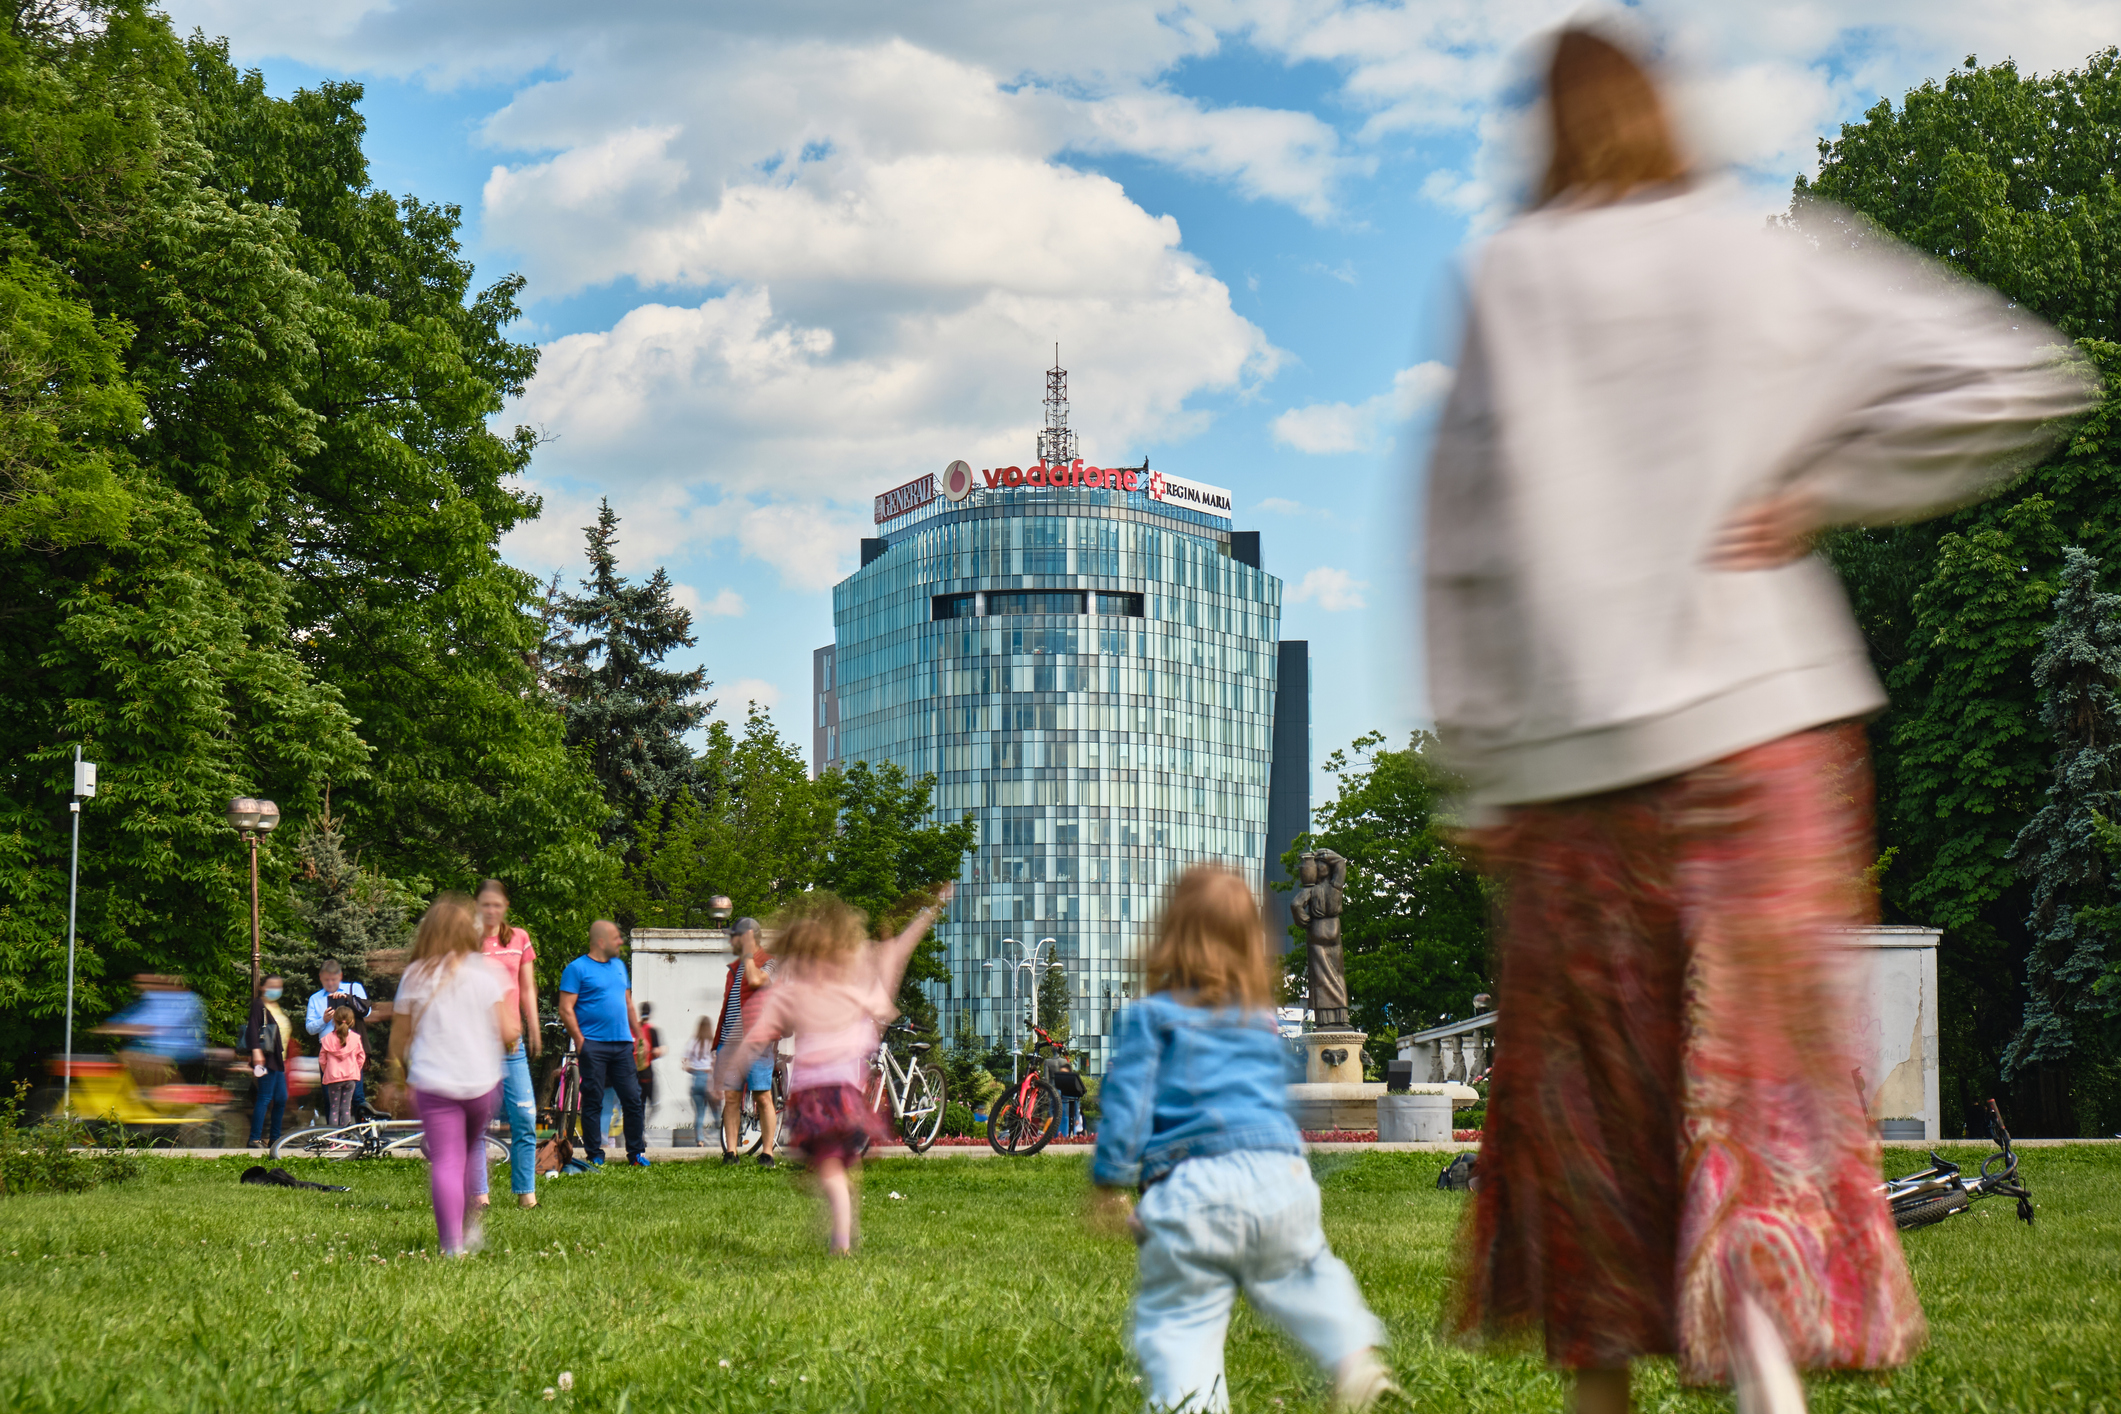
[474,879,542,1209]
[716,883,952,1254]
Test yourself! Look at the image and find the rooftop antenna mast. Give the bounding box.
[1037,345,1078,467]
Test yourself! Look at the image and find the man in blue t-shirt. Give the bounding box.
[559,920,648,1167]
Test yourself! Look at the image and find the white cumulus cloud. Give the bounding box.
[1287,567,1369,612]
[1271,361,1452,455]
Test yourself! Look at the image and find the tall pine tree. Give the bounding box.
[2004,547,2121,1116]
[546,500,712,840]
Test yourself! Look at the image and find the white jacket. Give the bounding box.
[1424,184,2094,811]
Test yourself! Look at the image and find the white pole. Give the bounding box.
[63,746,81,1116]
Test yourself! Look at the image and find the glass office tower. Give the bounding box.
[818,469,1300,1073]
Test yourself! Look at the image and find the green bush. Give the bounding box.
[940,1102,984,1138]
[0,1085,143,1196]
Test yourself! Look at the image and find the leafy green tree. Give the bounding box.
[2004,548,2121,1092]
[1794,48,2121,1131]
[0,3,619,1079]
[1036,956,1072,1045]
[547,500,711,841]
[1276,731,1489,1037]
[814,759,976,1033]
[263,804,413,1000]
[614,706,834,930]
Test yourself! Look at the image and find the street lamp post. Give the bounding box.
[62,748,97,1115]
[982,936,1062,1083]
[225,797,281,997]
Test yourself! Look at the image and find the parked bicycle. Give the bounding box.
[864,1020,948,1153]
[271,1112,507,1164]
[988,1022,1081,1156]
[1883,1097,2033,1230]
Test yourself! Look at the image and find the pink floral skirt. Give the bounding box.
[784,1082,893,1162]
[1447,724,1925,1382]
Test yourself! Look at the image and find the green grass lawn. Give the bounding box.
[0,1145,2115,1413]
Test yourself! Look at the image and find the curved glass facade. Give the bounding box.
[824,480,1286,1070]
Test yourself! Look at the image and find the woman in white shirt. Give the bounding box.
[1430,27,2090,1414]
[683,1016,716,1146]
[386,895,521,1256]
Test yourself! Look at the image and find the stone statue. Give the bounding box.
[1289,848,1349,1029]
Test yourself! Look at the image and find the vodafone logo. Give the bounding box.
[940,459,974,502]
[979,459,1141,492]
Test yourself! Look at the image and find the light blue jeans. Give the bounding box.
[1132,1149,1384,1413]
[470,1043,539,1198]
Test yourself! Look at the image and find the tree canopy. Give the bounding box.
[1795,47,2121,1133]
[0,1,611,1077]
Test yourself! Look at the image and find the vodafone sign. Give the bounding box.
[875,459,1234,523]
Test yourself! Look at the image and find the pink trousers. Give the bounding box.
[412,1085,498,1253]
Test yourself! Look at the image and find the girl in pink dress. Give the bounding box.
[715,884,953,1254]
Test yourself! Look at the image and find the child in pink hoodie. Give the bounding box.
[318,1006,366,1126]
[715,884,952,1254]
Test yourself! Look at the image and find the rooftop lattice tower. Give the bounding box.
[1037,347,1078,467]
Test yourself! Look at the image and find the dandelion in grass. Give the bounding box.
[557,1372,573,1391]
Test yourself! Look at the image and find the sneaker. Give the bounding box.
[721,1152,739,1166]
[757,1152,776,1168]
[463,1220,486,1255]
[247,1139,262,1151]
[588,1154,605,1168]
[628,1153,651,1168]
[1331,1350,1400,1412]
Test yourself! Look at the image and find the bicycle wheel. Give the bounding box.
[987,1091,1021,1154]
[273,1124,366,1160]
[1893,1191,1966,1230]
[381,1130,510,1165]
[899,1064,947,1153]
[1012,1077,1061,1156]
[719,1093,764,1157]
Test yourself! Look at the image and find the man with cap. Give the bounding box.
[714,917,778,1165]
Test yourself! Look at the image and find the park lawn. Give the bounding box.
[0,1147,2114,1414]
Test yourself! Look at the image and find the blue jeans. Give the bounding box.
[690,1073,712,1138]
[1132,1150,1384,1413]
[249,1070,287,1143]
[577,1040,643,1160]
[471,1043,539,1196]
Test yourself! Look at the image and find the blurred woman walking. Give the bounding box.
[387,895,520,1256]
[1424,27,2092,1414]
[475,879,543,1209]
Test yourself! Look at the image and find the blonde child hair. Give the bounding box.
[770,894,867,967]
[1142,865,1275,1010]
[410,894,479,970]
[332,1005,354,1040]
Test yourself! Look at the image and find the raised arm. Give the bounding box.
[876,883,955,996]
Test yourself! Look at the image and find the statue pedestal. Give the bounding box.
[1289,1029,1379,1131]
[1298,1028,1369,1083]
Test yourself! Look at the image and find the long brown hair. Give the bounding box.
[475,878,515,944]
[1142,866,1273,1010]
[410,894,479,973]
[1539,27,1687,207]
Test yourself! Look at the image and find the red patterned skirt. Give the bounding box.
[1447,724,1925,1382]
[784,1081,893,1162]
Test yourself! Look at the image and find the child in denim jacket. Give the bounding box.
[1092,866,1398,1412]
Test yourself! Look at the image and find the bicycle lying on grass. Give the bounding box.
[272,1110,507,1164]
[1883,1097,2033,1230]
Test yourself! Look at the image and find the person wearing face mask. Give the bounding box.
[242,975,295,1150]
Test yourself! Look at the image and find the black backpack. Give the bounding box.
[1437,1152,1479,1191]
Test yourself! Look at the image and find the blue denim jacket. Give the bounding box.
[1091,993,1304,1189]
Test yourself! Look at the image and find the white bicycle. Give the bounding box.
[864,1020,948,1153]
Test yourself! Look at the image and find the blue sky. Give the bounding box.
[168,0,2119,802]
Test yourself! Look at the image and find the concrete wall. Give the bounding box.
[627,929,733,1134]
[1842,925,1942,1142]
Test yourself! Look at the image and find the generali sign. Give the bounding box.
[874,459,1233,522]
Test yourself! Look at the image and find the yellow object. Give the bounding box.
[54,1059,225,1126]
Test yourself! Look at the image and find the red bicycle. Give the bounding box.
[987,1023,1078,1156]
